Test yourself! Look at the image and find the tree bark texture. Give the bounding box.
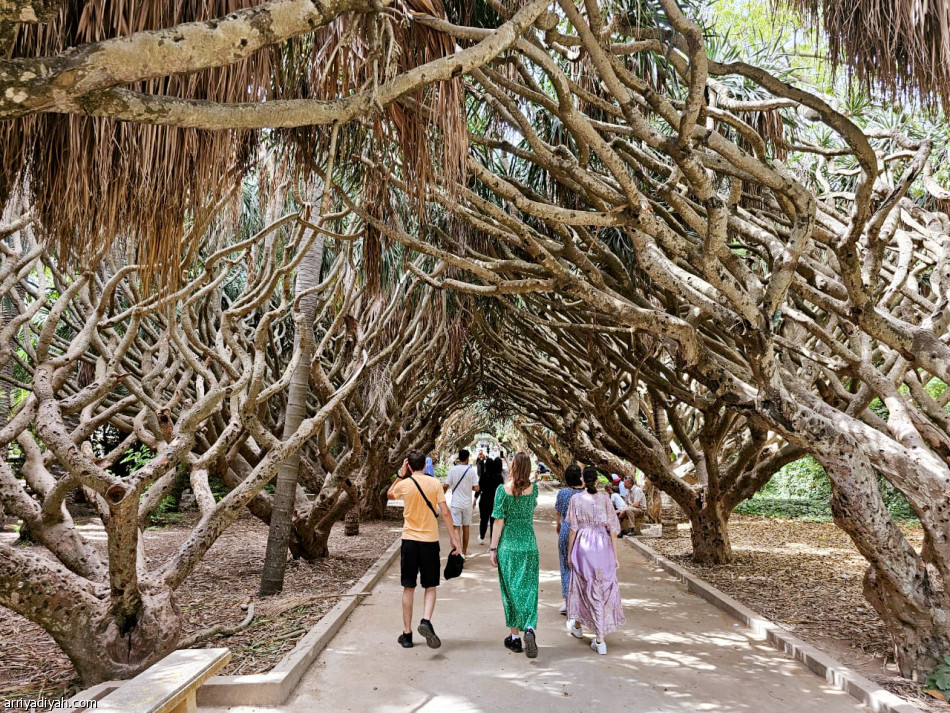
[260,233,325,596]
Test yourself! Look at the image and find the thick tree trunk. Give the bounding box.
[0,292,12,534]
[343,506,360,536]
[0,543,181,685]
[362,482,391,520]
[757,387,950,679]
[260,234,325,596]
[688,501,733,564]
[820,443,950,678]
[862,566,950,680]
[643,480,663,523]
[291,489,355,559]
[63,590,182,685]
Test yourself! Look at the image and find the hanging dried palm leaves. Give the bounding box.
[779,0,950,110]
[0,0,468,287]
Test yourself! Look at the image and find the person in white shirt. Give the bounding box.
[608,484,627,513]
[621,476,647,535]
[444,449,479,555]
[616,475,627,498]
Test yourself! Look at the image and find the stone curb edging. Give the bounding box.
[625,537,922,713]
[71,534,403,708]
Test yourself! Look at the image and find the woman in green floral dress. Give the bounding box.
[489,452,540,658]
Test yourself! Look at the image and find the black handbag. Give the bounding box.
[444,549,464,580]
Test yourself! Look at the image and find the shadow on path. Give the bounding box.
[201,490,866,713]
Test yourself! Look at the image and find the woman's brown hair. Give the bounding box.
[511,452,532,496]
[582,466,600,495]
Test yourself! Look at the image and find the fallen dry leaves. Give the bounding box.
[0,510,402,701]
[650,516,948,713]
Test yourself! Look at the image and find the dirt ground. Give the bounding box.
[649,516,947,713]
[0,510,401,701]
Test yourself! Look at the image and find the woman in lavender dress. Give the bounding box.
[554,464,584,614]
[566,466,625,655]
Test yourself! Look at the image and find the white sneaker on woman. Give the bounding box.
[591,639,607,655]
[559,602,567,614]
[567,620,583,638]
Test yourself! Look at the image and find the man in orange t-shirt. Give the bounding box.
[387,450,461,649]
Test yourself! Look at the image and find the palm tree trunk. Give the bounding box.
[259,233,325,596]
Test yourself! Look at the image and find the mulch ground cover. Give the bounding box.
[648,516,947,713]
[0,509,401,701]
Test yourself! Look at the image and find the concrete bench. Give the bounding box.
[95,648,231,713]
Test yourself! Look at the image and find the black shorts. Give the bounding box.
[400,539,440,589]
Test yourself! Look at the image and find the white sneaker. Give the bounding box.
[478,537,484,544]
[591,639,607,655]
[559,602,567,615]
[567,620,583,639]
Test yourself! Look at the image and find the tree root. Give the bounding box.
[178,602,256,649]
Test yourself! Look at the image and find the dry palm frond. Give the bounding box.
[1,0,468,288]
[1,1,270,287]
[778,0,950,111]
[309,0,467,208]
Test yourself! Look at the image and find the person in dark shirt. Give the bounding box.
[478,451,505,543]
[476,450,487,481]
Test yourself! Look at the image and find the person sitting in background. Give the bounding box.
[608,484,635,536]
[616,475,627,498]
[620,476,647,535]
[608,483,626,514]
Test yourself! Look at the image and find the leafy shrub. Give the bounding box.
[121,444,154,473]
[926,656,950,700]
[760,456,830,499]
[737,456,918,522]
[148,495,183,527]
[734,497,832,521]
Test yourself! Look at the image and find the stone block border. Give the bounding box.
[72,535,402,708]
[625,537,922,713]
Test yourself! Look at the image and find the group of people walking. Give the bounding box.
[387,447,626,658]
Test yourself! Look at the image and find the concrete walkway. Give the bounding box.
[202,489,866,713]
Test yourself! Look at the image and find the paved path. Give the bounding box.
[202,489,866,713]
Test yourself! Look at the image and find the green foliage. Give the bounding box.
[925,377,948,400]
[207,476,230,502]
[737,456,918,522]
[869,397,889,420]
[434,463,449,480]
[759,456,830,499]
[926,656,950,698]
[121,444,154,473]
[879,477,916,521]
[148,495,183,527]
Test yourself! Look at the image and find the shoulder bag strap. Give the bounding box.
[448,465,472,492]
[407,476,439,520]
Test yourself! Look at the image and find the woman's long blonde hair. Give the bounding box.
[511,452,532,496]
